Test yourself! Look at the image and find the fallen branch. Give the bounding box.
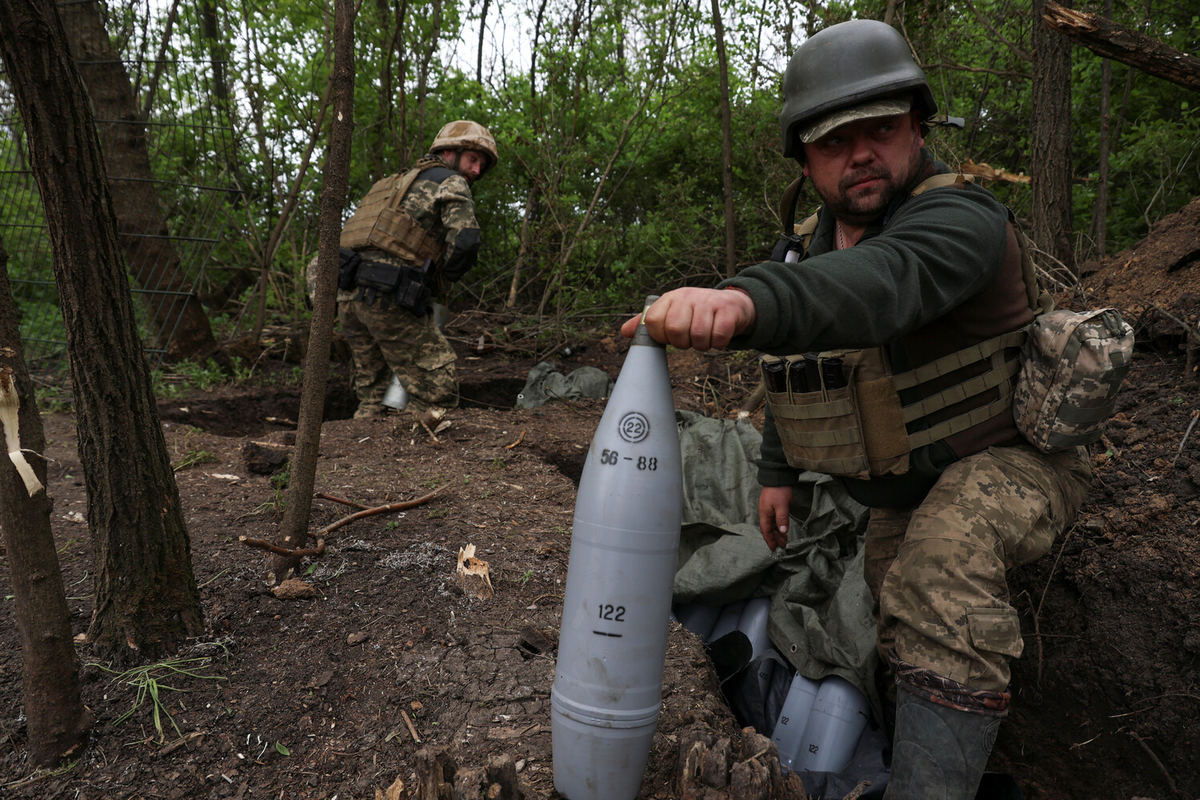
[315,492,371,509]
[1126,731,1178,796]
[1138,298,1200,345]
[505,430,526,449]
[311,489,448,538]
[1043,1,1200,91]
[414,415,441,443]
[240,536,326,558]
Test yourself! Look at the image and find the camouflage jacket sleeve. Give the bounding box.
[401,167,482,283]
[435,174,482,282]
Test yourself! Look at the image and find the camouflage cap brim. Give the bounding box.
[799,96,913,144]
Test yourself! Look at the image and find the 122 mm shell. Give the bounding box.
[551,298,683,800]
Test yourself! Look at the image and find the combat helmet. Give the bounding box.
[431,120,499,174]
[780,19,935,161]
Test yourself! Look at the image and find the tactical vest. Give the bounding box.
[340,169,444,263]
[763,174,1053,480]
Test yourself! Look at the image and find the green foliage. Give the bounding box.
[270,465,291,491]
[8,0,1197,341]
[173,449,218,472]
[171,359,227,392]
[94,656,227,744]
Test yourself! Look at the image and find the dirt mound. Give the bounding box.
[2,200,1198,799]
[1079,196,1200,355]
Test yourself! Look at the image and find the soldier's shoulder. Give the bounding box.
[416,164,458,184]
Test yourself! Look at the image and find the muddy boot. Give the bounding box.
[883,687,1001,800]
[353,402,388,419]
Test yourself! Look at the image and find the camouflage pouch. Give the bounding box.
[1012,308,1133,451]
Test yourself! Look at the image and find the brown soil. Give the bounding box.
[2,203,1198,800]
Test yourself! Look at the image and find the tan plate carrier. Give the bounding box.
[340,169,444,264]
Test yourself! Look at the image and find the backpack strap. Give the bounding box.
[779,174,806,234]
[910,172,973,195]
[793,211,820,252]
[386,167,423,210]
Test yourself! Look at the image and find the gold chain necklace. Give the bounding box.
[837,221,846,250]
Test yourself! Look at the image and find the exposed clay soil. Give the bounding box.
[1,201,1198,800]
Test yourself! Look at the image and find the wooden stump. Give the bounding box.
[675,723,810,800]
[415,746,458,800]
[416,748,524,800]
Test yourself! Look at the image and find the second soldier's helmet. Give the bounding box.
[431,120,499,174]
[780,19,936,161]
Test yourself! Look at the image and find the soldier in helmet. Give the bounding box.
[621,20,1092,800]
[329,120,497,418]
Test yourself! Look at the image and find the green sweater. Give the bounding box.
[720,157,1025,506]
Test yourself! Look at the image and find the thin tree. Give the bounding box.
[711,0,737,279]
[1031,0,1076,275]
[1092,0,1114,258]
[270,0,357,583]
[0,0,204,665]
[0,245,94,767]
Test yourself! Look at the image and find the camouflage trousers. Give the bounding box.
[864,443,1092,693]
[338,297,458,416]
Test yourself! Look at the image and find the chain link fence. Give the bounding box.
[1,0,236,393]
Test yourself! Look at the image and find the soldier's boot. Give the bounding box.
[353,403,389,420]
[883,687,1001,800]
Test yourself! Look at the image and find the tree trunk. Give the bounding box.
[59,0,218,361]
[271,0,357,583]
[0,0,204,666]
[506,188,539,308]
[414,0,443,151]
[710,0,737,279]
[1092,0,1113,259]
[476,0,490,91]
[199,0,245,197]
[0,245,94,767]
[1031,0,1076,277]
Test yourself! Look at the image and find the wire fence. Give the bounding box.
[0,0,237,394]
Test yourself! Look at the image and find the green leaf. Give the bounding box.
[275,741,290,756]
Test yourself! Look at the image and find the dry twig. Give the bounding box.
[239,536,326,558]
[401,709,421,743]
[1173,412,1198,466]
[1126,731,1178,796]
[316,492,371,509]
[311,489,448,538]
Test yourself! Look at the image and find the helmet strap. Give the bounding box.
[778,174,807,233]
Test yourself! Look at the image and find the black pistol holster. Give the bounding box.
[354,256,433,316]
[337,247,362,290]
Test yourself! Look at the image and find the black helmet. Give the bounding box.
[780,19,936,160]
